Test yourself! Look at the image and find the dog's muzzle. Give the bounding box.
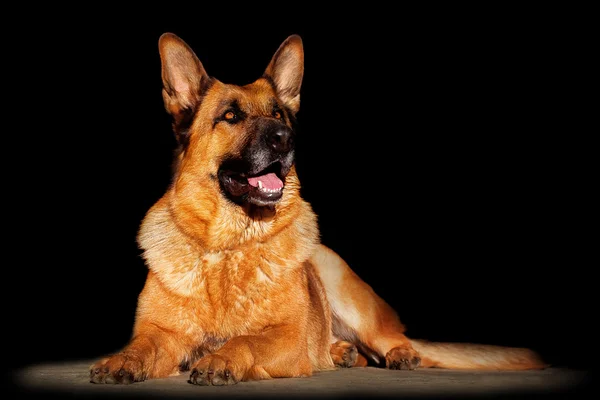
[218,119,295,207]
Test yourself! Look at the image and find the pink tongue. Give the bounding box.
[247,173,283,190]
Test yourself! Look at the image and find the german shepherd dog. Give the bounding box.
[89,33,547,385]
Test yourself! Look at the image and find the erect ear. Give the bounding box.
[264,35,304,115]
[159,33,210,125]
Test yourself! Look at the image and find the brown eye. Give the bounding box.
[225,111,236,120]
[273,110,282,119]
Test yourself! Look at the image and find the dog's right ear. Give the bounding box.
[159,33,210,124]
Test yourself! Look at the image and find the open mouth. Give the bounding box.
[218,161,286,206]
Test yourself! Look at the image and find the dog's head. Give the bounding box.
[158,33,303,208]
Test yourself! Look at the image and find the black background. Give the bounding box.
[6,5,594,379]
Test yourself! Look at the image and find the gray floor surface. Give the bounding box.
[9,360,592,399]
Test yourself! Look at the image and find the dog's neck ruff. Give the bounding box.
[137,193,320,297]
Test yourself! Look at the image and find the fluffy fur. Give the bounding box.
[89,33,547,386]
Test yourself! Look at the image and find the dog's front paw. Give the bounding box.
[385,346,421,370]
[89,354,146,384]
[189,354,242,386]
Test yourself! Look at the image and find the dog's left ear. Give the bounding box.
[264,35,304,115]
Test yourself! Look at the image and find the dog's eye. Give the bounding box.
[273,110,282,119]
[216,107,245,126]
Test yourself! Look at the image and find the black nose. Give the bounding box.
[265,127,293,153]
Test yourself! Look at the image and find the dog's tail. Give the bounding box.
[409,339,549,370]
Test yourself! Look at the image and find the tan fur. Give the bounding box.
[312,245,548,370]
[409,340,548,370]
[89,33,547,386]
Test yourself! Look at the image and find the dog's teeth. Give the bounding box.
[255,183,282,194]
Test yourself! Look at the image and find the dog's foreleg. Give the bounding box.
[189,324,311,386]
[89,322,187,383]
